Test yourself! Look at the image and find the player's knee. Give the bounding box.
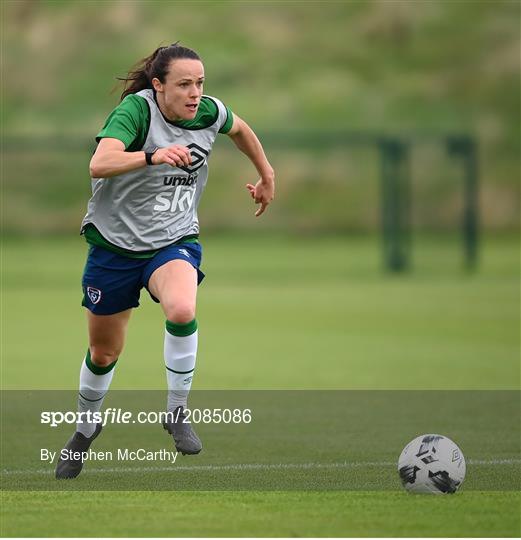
[165,303,196,325]
[90,347,120,367]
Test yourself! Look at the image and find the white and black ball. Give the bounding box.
[398,434,466,494]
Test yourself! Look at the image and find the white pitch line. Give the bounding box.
[2,458,520,476]
[467,459,521,465]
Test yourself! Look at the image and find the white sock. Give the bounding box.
[164,319,198,412]
[77,350,116,437]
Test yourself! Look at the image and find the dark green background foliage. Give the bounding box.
[2,0,520,233]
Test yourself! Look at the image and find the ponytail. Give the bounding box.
[117,42,201,101]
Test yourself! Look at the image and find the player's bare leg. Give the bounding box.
[87,308,132,368]
[56,310,132,479]
[148,260,202,454]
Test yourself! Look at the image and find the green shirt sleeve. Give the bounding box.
[219,103,234,134]
[96,94,150,151]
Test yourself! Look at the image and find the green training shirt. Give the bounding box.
[82,91,234,257]
[96,93,233,151]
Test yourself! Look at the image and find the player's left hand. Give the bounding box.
[246,177,275,217]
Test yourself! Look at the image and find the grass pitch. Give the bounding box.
[1,234,519,537]
[2,491,520,537]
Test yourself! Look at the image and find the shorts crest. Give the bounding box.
[87,286,102,305]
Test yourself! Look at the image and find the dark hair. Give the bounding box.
[118,42,201,100]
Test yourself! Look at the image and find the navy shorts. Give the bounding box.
[81,242,204,315]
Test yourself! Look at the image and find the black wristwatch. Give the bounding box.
[145,147,158,166]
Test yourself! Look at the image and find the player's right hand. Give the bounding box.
[152,145,192,168]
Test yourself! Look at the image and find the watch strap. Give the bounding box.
[145,147,158,166]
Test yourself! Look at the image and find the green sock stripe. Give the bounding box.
[78,391,107,403]
[165,319,198,337]
[165,365,195,375]
[85,349,117,375]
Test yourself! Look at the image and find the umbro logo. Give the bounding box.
[178,248,190,258]
[179,143,209,174]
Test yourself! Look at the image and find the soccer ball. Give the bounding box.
[398,434,466,494]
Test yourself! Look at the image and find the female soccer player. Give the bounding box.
[56,43,275,479]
